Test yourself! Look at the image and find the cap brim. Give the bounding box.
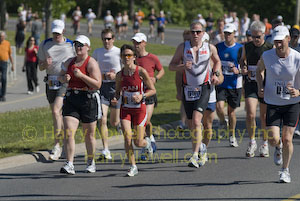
[224,29,234,33]
[52,28,63,34]
[132,37,143,42]
[273,35,286,40]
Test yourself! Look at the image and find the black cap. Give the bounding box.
[290,28,300,37]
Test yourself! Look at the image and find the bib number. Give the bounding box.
[248,65,257,81]
[184,86,202,101]
[123,91,141,108]
[221,61,234,75]
[275,81,290,100]
[48,75,61,90]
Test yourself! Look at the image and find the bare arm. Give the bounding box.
[210,44,223,85]
[140,67,156,98]
[239,46,248,75]
[256,57,265,98]
[168,43,185,72]
[175,71,183,100]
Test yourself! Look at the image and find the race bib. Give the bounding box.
[221,61,234,75]
[184,85,202,101]
[48,75,61,90]
[123,91,141,108]
[275,81,290,100]
[248,65,257,81]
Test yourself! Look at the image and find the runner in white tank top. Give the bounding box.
[169,21,223,168]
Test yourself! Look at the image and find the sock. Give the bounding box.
[193,152,198,158]
[250,139,256,144]
[150,135,156,142]
[263,140,268,146]
[68,161,73,166]
[282,168,289,172]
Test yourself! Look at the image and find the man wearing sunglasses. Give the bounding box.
[239,21,273,158]
[131,32,165,160]
[169,22,222,168]
[92,29,122,161]
[215,23,243,148]
[38,19,75,161]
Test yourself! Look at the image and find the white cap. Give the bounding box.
[75,35,91,46]
[132,32,147,42]
[88,8,92,12]
[51,19,65,34]
[197,14,202,18]
[272,25,290,41]
[224,23,237,33]
[277,15,283,20]
[202,32,210,42]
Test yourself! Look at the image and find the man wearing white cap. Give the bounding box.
[60,35,102,174]
[215,23,243,148]
[132,32,165,160]
[256,25,300,183]
[38,19,75,161]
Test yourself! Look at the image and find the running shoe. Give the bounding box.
[198,144,207,166]
[279,169,291,183]
[188,155,199,168]
[259,144,269,157]
[97,149,112,161]
[127,165,138,177]
[229,136,239,147]
[140,147,147,161]
[85,160,96,173]
[35,85,40,93]
[49,145,62,161]
[60,161,75,175]
[246,142,257,157]
[145,137,153,157]
[274,146,283,166]
[27,91,33,95]
[294,130,300,136]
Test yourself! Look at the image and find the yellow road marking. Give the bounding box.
[0,93,45,106]
[282,194,300,201]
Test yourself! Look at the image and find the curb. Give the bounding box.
[0,101,245,171]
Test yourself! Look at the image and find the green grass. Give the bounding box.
[5,30,176,56]
[0,66,180,158]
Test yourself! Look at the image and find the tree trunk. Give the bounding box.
[129,0,134,19]
[97,0,103,18]
[45,0,52,39]
[0,0,6,30]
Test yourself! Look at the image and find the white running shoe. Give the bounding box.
[198,144,208,167]
[145,137,153,157]
[97,150,112,161]
[294,130,300,136]
[127,165,138,177]
[49,145,62,161]
[279,170,291,183]
[188,155,199,168]
[35,85,40,93]
[246,142,257,157]
[27,91,33,95]
[85,160,96,173]
[274,146,283,166]
[60,161,75,175]
[229,136,239,147]
[259,144,269,157]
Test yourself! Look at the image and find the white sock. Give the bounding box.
[263,140,268,146]
[250,139,256,144]
[150,135,156,142]
[193,152,198,158]
[68,161,73,166]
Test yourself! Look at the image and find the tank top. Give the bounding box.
[245,41,273,81]
[121,66,145,109]
[67,56,92,89]
[183,41,210,86]
[262,48,300,105]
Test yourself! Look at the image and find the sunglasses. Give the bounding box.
[191,30,202,35]
[122,54,134,59]
[224,32,233,35]
[102,37,113,41]
[251,35,263,39]
[74,42,84,48]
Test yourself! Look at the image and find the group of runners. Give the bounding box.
[37,17,300,183]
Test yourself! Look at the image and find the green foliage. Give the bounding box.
[51,0,76,18]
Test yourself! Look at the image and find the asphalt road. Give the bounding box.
[1,109,300,200]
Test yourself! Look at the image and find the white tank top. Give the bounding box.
[262,48,300,105]
[183,41,210,86]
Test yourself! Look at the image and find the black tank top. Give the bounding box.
[245,41,273,65]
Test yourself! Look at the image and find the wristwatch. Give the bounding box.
[212,70,220,77]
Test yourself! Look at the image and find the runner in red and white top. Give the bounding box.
[112,44,156,177]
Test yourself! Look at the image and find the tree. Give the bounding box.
[0,0,6,30]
